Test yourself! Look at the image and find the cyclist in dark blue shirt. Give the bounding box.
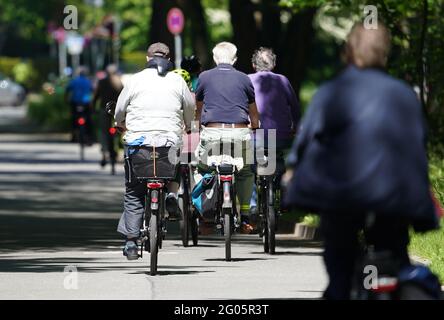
[65,67,94,142]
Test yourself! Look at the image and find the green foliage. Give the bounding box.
[409,145,444,282]
[0,56,20,78]
[105,0,152,53]
[27,86,71,132]
[302,214,320,227]
[203,0,232,45]
[410,220,444,282]
[120,51,147,73]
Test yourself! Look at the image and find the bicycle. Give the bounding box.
[74,104,89,161]
[350,213,442,300]
[255,149,285,254]
[202,143,240,261]
[105,101,119,175]
[215,162,238,261]
[127,145,178,276]
[178,162,199,247]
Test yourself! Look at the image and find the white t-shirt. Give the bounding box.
[115,68,195,147]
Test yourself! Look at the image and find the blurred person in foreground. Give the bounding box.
[284,22,440,300]
[92,64,123,167]
[65,66,94,143]
[248,47,300,217]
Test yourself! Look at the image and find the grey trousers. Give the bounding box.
[117,147,146,238]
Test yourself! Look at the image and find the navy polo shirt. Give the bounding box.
[195,63,255,125]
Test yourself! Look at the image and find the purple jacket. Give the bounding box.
[248,71,300,140]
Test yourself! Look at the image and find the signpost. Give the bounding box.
[66,32,85,74]
[52,27,67,77]
[167,8,185,69]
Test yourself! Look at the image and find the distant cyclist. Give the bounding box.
[181,55,202,93]
[115,42,195,260]
[92,64,123,167]
[172,68,192,90]
[248,47,300,215]
[65,66,94,143]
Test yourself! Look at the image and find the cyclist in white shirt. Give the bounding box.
[115,42,195,260]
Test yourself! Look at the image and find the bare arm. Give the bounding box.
[182,81,195,133]
[248,102,260,129]
[195,100,204,129]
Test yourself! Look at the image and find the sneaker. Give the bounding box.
[100,158,107,167]
[240,222,254,234]
[123,240,139,260]
[165,193,182,221]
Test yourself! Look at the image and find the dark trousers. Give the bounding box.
[320,213,411,300]
[117,147,147,239]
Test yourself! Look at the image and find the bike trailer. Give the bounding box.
[128,146,178,179]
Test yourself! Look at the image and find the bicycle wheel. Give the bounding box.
[79,127,85,161]
[267,179,276,254]
[261,182,269,253]
[191,211,199,246]
[178,180,190,247]
[149,213,158,276]
[224,208,232,261]
[109,140,116,175]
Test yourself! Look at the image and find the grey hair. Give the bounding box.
[213,42,237,65]
[252,47,276,71]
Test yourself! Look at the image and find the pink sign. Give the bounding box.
[167,8,185,35]
[53,27,66,43]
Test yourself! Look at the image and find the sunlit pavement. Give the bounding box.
[0,109,327,300]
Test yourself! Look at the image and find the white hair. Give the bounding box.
[212,42,237,65]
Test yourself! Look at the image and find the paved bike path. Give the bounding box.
[0,131,327,299]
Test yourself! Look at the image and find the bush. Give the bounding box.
[27,85,71,132]
[120,51,146,73]
[409,144,444,282]
[0,56,56,92]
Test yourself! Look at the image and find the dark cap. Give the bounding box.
[147,42,170,58]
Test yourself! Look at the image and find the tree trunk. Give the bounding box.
[418,0,428,114]
[150,0,177,61]
[280,8,317,98]
[259,0,282,52]
[178,0,211,68]
[229,0,258,73]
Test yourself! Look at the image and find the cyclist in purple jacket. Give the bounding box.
[248,47,301,215]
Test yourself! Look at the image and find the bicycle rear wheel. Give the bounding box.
[224,209,231,261]
[191,211,199,246]
[179,183,190,247]
[266,179,276,254]
[260,181,269,253]
[79,127,85,161]
[149,213,158,276]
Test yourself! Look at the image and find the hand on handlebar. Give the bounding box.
[115,121,126,133]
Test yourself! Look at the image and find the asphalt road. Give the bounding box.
[0,107,327,300]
